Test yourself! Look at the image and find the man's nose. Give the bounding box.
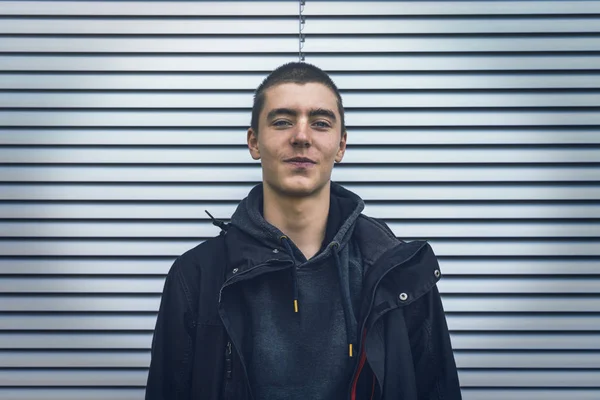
[291,118,311,147]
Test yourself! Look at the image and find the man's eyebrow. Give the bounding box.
[266,108,297,121]
[309,108,337,121]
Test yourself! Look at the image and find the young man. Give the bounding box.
[145,62,461,400]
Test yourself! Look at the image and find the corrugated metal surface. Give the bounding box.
[0,1,599,399]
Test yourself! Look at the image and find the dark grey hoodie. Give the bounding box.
[229,181,366,399]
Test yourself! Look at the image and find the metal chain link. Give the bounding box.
[299,0,306,61]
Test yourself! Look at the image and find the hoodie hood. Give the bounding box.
[230,181,365,264]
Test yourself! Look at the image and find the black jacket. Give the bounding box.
[145,213,462,400]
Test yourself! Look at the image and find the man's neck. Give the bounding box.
[263,183,330,260]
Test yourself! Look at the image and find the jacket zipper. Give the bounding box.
[225,341,233,379]
[348,241,428,399]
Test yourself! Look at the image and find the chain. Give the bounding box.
[299,0,306,61]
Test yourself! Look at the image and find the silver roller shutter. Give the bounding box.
[0,1,599,399]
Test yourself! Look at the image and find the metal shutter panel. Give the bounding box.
[0,1,598,399]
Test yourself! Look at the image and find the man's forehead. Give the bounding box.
[261,82,338,112]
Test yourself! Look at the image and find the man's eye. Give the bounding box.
[313,121,331,128]
[273,120,292,127]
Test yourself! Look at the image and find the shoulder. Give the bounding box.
[356,213,403,242]
[178,234,226,267]
[166,234,227,293]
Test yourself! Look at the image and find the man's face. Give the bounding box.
[247,82,347,198]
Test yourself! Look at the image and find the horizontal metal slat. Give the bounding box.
[311,17,600,34]
[0,350,150,368]
[436,296,600,313]
[1,221,599,238]
[439,277,600,294]
[0,350,598,369]
[0,1,297,16]
[1,332,596,351]
[5,18,305,35]
[449,315,600,332]
[0,277,165,294]
[0,37,301,53]
[0,388,143,400]
[0,239,600,257]
[0,332,152,349]
[461,389,600,400]
[2,276,598,294]
[1,129,599,145]
[0,314,156,330]
[437,259,600,276]
[3,55,599,72]
[2,73,600,90]
[459,370,600,387]
[0,369,146,386]
[451,333,600,350]
[3,37,599,53]
[456,352,600,369]
[2,110,599,126]
[0,55,293,72]
[306,1,600,16]
[6,183,598,201]
[2,295,599,313]
[0,259,171,275]
[2,165,598,183]
[4,92,600,108]
[1,258,598,276]
[0,388,597,400]
[2,314,599,331]
[0,368,599,387]
[2,202,598,219]
[3,17,600,35]
[0,239,596,257]
[2,148,599,164]
[0,296,161,312]
[5,350,600,369]
[2,1,599,16]
[305,37,600,53]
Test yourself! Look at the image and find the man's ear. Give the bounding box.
[335,130,348,163]
[247,128,261,160]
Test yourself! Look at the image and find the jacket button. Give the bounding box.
[434,269,441,278]
[399,293,408,301]
[273,249,279,253]
[232,268,238,274]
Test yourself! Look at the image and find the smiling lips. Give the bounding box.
[284,157,316,168]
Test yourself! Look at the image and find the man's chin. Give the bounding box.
[269,179,327,198]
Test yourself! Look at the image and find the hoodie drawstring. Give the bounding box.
[280,236,300,313]
[331,242,355,358]
[280,236,355,358]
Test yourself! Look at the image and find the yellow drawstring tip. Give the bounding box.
[349,344,354,357]
[294,299,299,313]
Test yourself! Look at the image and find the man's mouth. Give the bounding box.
[284,157,316,167]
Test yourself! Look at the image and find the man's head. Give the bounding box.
[250,62,346,135]
[247,62,347,198]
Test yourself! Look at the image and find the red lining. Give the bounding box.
[370,372,376,400]
[350,330,368,400]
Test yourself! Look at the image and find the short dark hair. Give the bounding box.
[250,62,345,135]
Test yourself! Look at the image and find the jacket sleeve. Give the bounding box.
[145,257,196,400]
[406,284,462,400]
